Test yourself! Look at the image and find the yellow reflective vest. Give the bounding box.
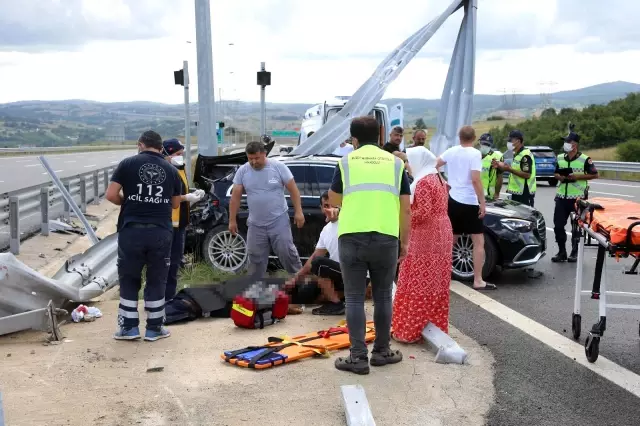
[337,144,404,238]
[172,167,189,228]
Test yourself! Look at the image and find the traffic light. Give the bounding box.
[174,69,185,86]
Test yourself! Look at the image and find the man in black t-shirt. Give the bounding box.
[105,130,182,342]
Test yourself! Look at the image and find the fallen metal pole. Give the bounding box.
[38,156,99,245]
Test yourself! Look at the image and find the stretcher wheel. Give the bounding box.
[572,314,581,340]
[585,334,600,363]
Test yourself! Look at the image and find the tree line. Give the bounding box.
[487,92,640,161]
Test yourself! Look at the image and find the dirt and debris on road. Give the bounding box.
[0,300,495,426]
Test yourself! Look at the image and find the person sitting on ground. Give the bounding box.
[286,191,345,316]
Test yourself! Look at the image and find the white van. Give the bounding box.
[297,97,404,150]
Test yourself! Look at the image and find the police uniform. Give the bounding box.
[110,132,181,341]
[552,132,598,262]
[506,131,536,207]
[478,134,503,199]
[162,139,190,302]
[330,142,411,370]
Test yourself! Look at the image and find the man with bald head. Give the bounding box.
[436,125,496,291]
[411,129,428,147]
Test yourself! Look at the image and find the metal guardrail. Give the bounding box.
[0,147,199,253]
[0,145,136,154]
[593,161,640,173]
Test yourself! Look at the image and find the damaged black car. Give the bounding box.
[186,141,547,281]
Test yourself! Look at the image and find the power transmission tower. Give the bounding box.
[538,81,557,110]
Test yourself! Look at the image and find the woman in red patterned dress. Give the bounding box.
[392,146,453,343]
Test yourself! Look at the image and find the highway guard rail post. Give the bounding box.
[0,148,199,254]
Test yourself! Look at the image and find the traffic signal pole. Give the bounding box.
[183,60,192,183]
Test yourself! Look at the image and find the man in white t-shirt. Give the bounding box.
[332,138,355,157]
[286,191,345,315]
[436,125,496,291]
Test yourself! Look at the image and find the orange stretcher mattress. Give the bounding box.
[582,197,640,247]
[221,321,376,369]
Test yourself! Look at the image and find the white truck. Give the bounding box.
[297,96,405,151]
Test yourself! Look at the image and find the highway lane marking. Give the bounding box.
[110,161,119,164]
[451,280,640,400]
[24,164,40,167]
[546,226,571,236]
[42,170,63,175]
[64,161,77,163]
[591,182,640,189]
[83,164,97,168]
[589,190,634,198]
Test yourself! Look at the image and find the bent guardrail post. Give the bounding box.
[9,197,19,254]
[92,171,100,205]
[40,187,50,236]
[79,177,87,213]
[38,156,99,245]
[103,169,109,193]
[63,181,71,220]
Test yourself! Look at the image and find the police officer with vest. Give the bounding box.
[496,129,536,207]
[162,138,204,301]
[478,133,503,200]
[106,130,182,342]
[328,116,412,375]
[551,132,599,262]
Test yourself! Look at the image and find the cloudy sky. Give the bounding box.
[0,0,639,105]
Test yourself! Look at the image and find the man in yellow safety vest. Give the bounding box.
[551,132,599,262]
[495,130,536,207]
[478,133,503,200]
[328,116,412,375]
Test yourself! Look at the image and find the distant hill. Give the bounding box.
[0,81,638,146]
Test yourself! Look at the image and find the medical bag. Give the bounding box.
[231,282,289,329]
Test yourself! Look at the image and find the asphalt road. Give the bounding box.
[449,178,640,424]
[0,150,138,193]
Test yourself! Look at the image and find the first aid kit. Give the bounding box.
[231,282,289,329]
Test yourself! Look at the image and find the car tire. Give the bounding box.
[548,178,558,187]
[202,225,249,273]
[451,233,499,282]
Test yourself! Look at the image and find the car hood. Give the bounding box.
[486,199,540,220]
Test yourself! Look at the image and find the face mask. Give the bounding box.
[171,155,184,167]
[479,145,491,155]
[506,142,514,151]
[563,143,573,153]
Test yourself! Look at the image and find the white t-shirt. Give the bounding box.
[441,145,482,205]
[316,220,340,262]
[333,143,354,157]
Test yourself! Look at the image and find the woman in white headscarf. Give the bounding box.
[392,146,454,342]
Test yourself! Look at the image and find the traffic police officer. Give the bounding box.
[106,130,182,342]
[162,138,204,301]
[551,132,599,262]
[328,115,412,375]
[478,133,504,200]
[496,130,536,207]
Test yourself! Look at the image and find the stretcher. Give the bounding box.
[221,321,376,369]
[570,197,640,363]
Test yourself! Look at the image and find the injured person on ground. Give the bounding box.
[285,191,345,316]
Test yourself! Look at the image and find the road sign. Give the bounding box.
[271,130,300,138]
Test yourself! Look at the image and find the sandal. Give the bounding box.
[370,348,403,366]
[473,283,497,291]
[334,355,370,375]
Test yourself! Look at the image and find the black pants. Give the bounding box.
[553,198,575,249]
[166,227,187,302]
[310,257,344,291]
[117,225,172,329]
[511,193,535,207]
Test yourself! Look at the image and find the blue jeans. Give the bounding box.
[166,227,187,302]
[338,232,398,359]
[117,225,172,329]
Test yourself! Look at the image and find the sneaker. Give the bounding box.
[335,355,370,375]
[144,326,171,342]
[312,302,345,316]
[113,326,141,341]
[370,348,403,366]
